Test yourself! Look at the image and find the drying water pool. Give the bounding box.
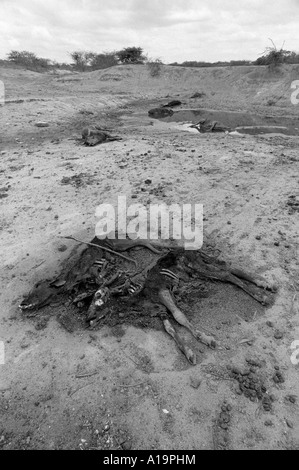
[156,108,299,136]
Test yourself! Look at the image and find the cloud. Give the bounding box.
[0,0,298,63]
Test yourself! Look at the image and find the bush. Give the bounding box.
[116,47,146,64]
[255,39,292,70]
[168,60,252,68]
[69,50,119,71]
[90,53,118,70]
[7,50,51,71]
[146,58,163,77]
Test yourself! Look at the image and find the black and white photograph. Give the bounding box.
[0,0,298,452]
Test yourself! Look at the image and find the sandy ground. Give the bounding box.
[0,64,299,450]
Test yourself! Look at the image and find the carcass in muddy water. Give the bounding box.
[148,108,174,118]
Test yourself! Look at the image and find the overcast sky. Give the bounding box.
[1,0,298,63]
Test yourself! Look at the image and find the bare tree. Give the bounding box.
[69,51,94,71]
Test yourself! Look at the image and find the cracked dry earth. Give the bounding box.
[0,64,299,450]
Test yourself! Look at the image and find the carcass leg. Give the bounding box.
[163,319,197,365]
[210,270,272,306]
[230,268,277,292]
[159,288,216,348]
